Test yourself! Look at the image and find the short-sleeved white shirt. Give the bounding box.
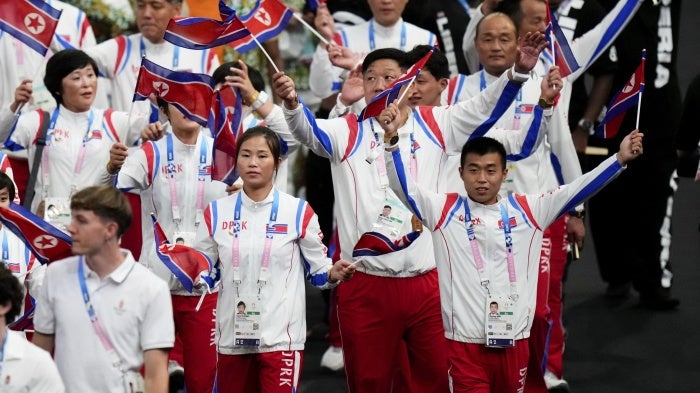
[34,251,174,393]
[0,330,64,393]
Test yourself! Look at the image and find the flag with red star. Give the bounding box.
[0,0,62,56]
[229,0,293,54]
[164,0,251,50]
[133,57,216,127]
[0,203,72,264]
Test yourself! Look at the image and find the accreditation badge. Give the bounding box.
[172,231,196,247]
[43,197,71,233]
[484,294,517,348]
[233,296,262,347]
[372,197,410,241]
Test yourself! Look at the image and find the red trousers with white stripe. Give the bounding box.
[337,270,448,393]
[216,351,304,393]
[447,339,529,393]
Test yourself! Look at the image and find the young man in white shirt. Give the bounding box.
[33,185,174,393]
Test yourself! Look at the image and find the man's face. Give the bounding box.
[136,0,182,43]
[475,15,518,76]
[407,69,448,107]
[363,58,403,103]
[518,0,547,37]
[459,153,507,205]
[490,303,499,313]
[67,209,114,256]
[0,188,10,210]
[367,0,408,27]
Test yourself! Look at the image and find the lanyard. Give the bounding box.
[141,37,179,68]
[480,70,523,129]
[77,258,123,369]
[1,231,7,262]
[369,20,406,51]
[42,107,95,195]
[231,189,280,288]
[464,201,518,299]
[166,133,208,225]
[0,329,7,376]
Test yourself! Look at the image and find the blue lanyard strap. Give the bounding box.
[369,20,406,51]
[2,231,8,261]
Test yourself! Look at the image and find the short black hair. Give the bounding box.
[0,264,24,324]
[362,48,406,75]
[494,0,544,32]
[236,126,282,172]
[43,49,99,106]
[237,301,246,308]
[212,61,266,92]
[403,45,450,80]
[460,137,507,170]
[0,171,16,202]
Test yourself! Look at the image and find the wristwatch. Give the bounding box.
[577,118,594,134]
[384,134,399,146]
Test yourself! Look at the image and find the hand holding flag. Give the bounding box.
[595,50,646,139]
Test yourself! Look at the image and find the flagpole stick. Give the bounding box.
[293,12,329,45]
[251,35,281,74]
[634,90,643,129]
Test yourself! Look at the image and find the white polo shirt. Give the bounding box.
[0,330,64,392]
[34,251,174,393]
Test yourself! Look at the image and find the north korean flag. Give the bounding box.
[209,87,244,185]
[0,203,72,265]
[352,231,420,258]
[0,0,62,56]
[151,214,215,292]
[230,0,293,54]
[133,58,215,127]
[164,0,251,50]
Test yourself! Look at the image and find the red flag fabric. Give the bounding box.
[544,0,580,78]
[151,214,214,292]
[595,50,646,139]
[209,87,244,185]
[133,57,215,127]
[0,0,62,56]
[0,203,72,264]
[229,0,294,54]
[164,0,251,50]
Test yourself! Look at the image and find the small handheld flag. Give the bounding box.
[595,50,646,139]
[0,203,72,264]
[229,0,293,54]
[544,0,580,78]
[0,0,62,56]
[358,47,435,121]
[151,214,216,292]
[209,87,245,185]
[352,231,421,259]
[164,0,251,50]
[133,58,216,127]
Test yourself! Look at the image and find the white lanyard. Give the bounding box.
[369,20,406,51]
[166,133,208,226]
[231,189,280,289]
[480,70,523,129]
[464,201,519,300]
[42,107,95,196]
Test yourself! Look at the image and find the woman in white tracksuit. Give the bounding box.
[194,126,355,393]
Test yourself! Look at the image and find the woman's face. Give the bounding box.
[60,65,97,112]
[236,135,279,191]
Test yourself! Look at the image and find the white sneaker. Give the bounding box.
[320,345,344,371]
[544,369,570,393]
[168,360,185,392]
